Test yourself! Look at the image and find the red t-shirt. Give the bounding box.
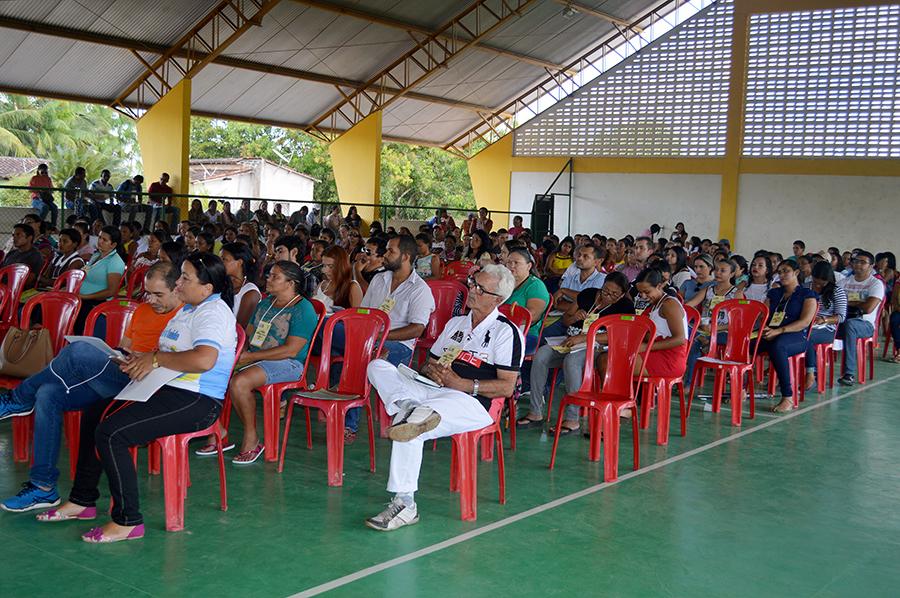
[123,302,182,352]
[148,182,173,205]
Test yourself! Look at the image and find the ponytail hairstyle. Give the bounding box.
[185,252,234,309]
[272,260,312,299]
[811,261,837,310]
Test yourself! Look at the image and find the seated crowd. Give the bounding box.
[0,202,895,538]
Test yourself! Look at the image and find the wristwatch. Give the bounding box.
[151,351,160,369]
[471,379,480,397]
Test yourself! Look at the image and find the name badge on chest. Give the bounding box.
[379,297,396,313]
[250,321,272,348]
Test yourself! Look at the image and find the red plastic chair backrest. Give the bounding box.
[114,263,129,295]
[37,255,52,284]
[684,304,701,348]
[708,299,769,365]
[125,264,151,298]
[581,314,656,398]
[52,268,86,294]
[20,291,81,354]
[498,303,532,338]
[533,293,553,346]
[0,287,6,323]
[315,307,390,397]
[0,264,30,325]
[422,280,468,345]
[84,299,141,346]
[444,260,474,283]
[300,298,327,376]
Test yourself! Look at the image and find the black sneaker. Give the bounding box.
[837,374,855,386]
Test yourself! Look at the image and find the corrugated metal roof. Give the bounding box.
[0,0,667,147]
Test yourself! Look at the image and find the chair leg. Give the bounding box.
[261,387,279,463]
[159,436,183,532]
[678,381,688,437]
[480,428,494,462]
[495,430,506,505]
[711,370,725,413]
[11,415,33,463]
[216,431,227,512]
[278,400,297,473]
[63,411,81,480]
[365,404,376,473]
[602,407,621,483]
[507,396,517,451]
[324,404,345,487]
[305,406,313,449]
[730,368,743,426]
[148,443,161,475]
[656,381,671,446]
[546,369,559,422]
[639,380,652,430]
[456,433,479,521]
[548,400,567,470]
[746,370,755,420]
[588,407,602,462]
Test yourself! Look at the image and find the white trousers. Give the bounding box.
[367,359,493,494]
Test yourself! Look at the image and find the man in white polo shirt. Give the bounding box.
[837,250,884,385]
[365,264,522,531]
[343,234,435,438]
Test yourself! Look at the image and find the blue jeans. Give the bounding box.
[345,341,412,432]
[890,311,900,346]
[684,331,728,387]
[151,204,181,227]
[838,318,875,377]
[31,198,58,227]
[540,319,568,341]
[759,332,808,398]
[805,326,836,373]
[10,343,130,488]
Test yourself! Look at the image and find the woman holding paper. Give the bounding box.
[77,253,238,542]
[518,272,634,433]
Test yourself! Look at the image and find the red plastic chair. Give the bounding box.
[278,308,390,486]
[549,314,656,482]
[763,305,818,407]
[416,279,468,366]
[59,300,141,479]
[120,264,150,299]
[849,297,886,384]
[443,260,475,283]
[637,304,700,445]
[51,268,86,294]
[687,299,769,427]
[5,292,81,463]
[449,396,506,521]
[0,264,30,328]
[122,326,246,532]
[498,303,532,450]
[240,299,326,463]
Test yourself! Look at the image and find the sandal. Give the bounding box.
[344,429,357,445]
[36,505,97,522]
[516,417,544,429]
[82,524,145,543]
[549,424,579,436]
[772,401,796,414]
[195,440,236,457]
[231,444,265,465]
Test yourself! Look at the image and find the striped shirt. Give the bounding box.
[817,284,848,331]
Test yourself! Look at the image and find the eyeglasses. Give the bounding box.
[600,288,623,299]
[361,247,371,255]
[467,276,502,298]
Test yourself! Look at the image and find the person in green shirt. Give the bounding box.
[504,247,550,355]
[221,261,319,465]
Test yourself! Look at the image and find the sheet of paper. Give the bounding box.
[64,335,125,360]
[398,363,442,388]
[114,367,182,402]
[544,336,567,346]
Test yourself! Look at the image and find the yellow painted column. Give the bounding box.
[329,111,382,233]
[136,79,192,220]
[719,8,751,248]
[467,135,513,217]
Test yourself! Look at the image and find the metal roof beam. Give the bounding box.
[307,0,537,134]
[111,0,283,114]
[0,15,503,116]
[289,0,571,73]
[552,1,642,31]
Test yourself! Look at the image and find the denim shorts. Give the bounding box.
[252,358,304,385]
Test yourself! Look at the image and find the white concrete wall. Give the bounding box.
[191,162,315,216]
[736,174,900,255]
[510,172,721,240]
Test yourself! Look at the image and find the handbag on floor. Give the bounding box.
[0,325,53,378]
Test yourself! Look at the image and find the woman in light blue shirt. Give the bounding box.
[75,225,126,333]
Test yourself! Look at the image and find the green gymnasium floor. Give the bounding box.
[2,365,900,597]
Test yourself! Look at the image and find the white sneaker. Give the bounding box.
[388,407,441,442]
[365,497,419,531]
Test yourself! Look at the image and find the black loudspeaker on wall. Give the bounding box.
[531,194,554,240]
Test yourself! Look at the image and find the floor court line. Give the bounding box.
[290,373,900,598]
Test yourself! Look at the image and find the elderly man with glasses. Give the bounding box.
[364,264,523,531]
